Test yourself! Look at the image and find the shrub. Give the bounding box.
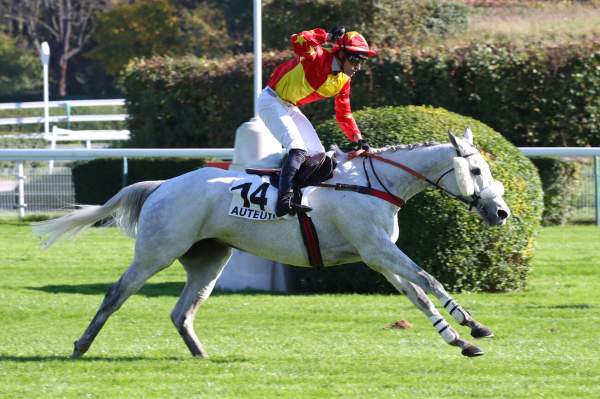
[72,158,205,204]
[122,38,600,149]
[0,33,39,101]
[291,105,543,293]
[531,158,580,226]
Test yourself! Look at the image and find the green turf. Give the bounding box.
[0,224,599,398]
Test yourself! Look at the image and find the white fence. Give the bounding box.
[0,147,598,224]
[0,99,127,127]
[0,149,234,219]
[0,99,129,156]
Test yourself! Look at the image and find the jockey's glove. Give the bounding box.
[358,139,371,151]
[328,26,346,41]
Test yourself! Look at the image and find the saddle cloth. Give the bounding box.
[228,152,336,221]
[228,174,316,221]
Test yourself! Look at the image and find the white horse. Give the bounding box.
[34,128,510,358]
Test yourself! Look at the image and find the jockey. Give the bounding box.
[257,26,377,217]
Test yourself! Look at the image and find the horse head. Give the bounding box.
[444,128,511,226]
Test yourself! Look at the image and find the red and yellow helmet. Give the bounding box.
[333,31,377,58]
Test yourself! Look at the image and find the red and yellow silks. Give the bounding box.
[266,28,360,141]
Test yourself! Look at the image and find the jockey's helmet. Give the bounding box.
[333,31,377,60]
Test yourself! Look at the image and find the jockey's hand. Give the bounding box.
[358,139,370,151]
[328,26,345,42]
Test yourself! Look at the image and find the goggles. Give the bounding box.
[346,52,368,65]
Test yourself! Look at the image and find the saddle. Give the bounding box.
[246,152,337,189]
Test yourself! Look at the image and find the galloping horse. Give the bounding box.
[35,128,510,358]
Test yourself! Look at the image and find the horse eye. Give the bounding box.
[471,168,481,176]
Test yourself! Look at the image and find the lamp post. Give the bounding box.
[40,41,53,171]
[253,0,262,116]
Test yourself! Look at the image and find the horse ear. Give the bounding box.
[463,127,474,145]
[448,130,460,149]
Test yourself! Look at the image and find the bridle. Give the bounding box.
[356,150,484,210]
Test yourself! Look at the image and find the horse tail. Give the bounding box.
[33,180,163,248]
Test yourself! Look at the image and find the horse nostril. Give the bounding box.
[497,209,509,220]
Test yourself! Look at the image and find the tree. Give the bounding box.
[89,0,184,76]
[0,32,39,100]
[90,0,233,77]
[1,0,109,97]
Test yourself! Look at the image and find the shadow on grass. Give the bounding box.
[0,354,250,363]
[525,303,594,309]
[28,283,288,297]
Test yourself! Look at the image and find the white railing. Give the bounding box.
[0,148,234,161]
[0,98,126,110]
[1,98,130,170]
[0,148,234,219]
[0,147,598,224]
[521,147,600,157]
[0,99,127,126]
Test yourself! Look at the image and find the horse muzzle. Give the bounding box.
[477,197,511,226]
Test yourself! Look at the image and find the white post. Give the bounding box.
[253,0,262,116]
[16,161,26,220]
[40,42,53,172]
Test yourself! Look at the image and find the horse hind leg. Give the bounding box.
[171,239,232,358]
[379,269,484,357]
[72,256,172,358]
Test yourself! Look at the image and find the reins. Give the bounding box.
[323,149,482,210]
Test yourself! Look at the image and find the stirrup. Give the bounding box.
[276,192,295,217]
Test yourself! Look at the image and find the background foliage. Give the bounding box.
[121,39,600,148]
[120,53,286,148]
[90,0,185,76]
[262,0,469,50]
[291,105,543,293]
[531,158,581,226]
[0,33,39,101]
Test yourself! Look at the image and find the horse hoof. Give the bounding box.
[471,325,494,339]
[71,340,87,359]
[461,344,484,357]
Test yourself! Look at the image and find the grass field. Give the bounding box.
[1,224,599,398]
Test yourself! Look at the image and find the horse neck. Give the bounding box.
[364,144,456,201]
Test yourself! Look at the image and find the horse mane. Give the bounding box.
[372,141,441,154]
[330,141,443,166]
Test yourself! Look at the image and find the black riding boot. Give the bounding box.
[276,148,307,217]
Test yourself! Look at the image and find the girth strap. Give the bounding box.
[317,182,405,208]
[297,211,323,268]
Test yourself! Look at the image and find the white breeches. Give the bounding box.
[256,88,325,156]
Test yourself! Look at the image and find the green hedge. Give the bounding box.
[72,158,205,204]
[121,39,600,149]
[532,158,580,226]
[291,105,543,293]
[369,40,600,147]
[120,53,290,148]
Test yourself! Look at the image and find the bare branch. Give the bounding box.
[3,0,110,96]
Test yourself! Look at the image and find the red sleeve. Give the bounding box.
[290,28,328,60]
[334,81,361,141]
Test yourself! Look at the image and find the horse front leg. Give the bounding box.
[377,268,483,357]
[359,236,491,356]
